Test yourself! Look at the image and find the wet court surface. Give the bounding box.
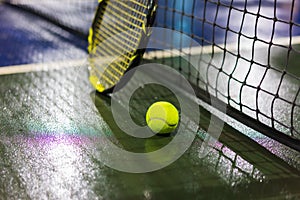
[0,65,299,199]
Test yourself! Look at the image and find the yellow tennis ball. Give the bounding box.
[146,101,179,134]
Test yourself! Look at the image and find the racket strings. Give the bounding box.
[94,24,139,52]
[90,0,150,90]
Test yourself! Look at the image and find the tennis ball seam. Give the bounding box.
[147,117,178,127]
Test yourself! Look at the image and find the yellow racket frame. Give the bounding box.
[88,0,157,93]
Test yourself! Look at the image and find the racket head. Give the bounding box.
[88,0,157,93]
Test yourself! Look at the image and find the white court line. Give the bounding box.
[1,36,299,75]
[0,59,87,75]
[144,36,300,59]
[0,56,120,75]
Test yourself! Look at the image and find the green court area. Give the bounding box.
[0,61,299,199]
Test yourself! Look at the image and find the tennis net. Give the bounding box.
[145,0,300,151]
[3,0,300,150]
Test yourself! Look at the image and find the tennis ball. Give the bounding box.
[146,101,179,134]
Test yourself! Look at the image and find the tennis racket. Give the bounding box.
[88,0,157,93]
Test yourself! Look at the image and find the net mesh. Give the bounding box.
[3,0,300,148]
[145,0,300,144]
